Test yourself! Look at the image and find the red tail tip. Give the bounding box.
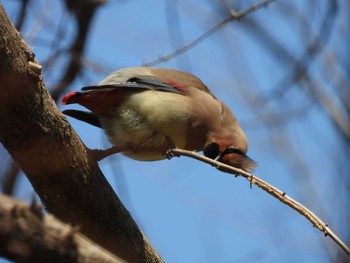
[62,92,78,105]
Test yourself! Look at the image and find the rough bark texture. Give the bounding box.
[0,194,125,263]
[0,4,162,263]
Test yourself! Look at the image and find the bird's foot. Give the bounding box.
[164,147,179,160]
[90,146,126,161]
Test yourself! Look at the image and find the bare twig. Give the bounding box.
[143,0,277,66]
[1,161,20,195]
[50,0,106,101]
[15,0,30,31]
[168,148,350,257]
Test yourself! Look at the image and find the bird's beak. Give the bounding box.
[216,151,257,173]
[214,152,224,161]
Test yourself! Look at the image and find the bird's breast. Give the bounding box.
[99,90,192,160]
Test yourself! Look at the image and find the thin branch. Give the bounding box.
[143,0,277,66]
[168,148,350,257]
[50,0,105,101]
[1,161,20,195]
[244,0,337,104]
[15,0,30,31]
[303,78,350,142]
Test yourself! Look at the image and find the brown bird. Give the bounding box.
[62,67,256,172]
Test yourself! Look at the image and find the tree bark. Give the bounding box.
[0,194,125,263]
[0,4,162,263]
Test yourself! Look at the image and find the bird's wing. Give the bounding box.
[81,77,185,95]
[147,67,214,95]
[61,75,189,116]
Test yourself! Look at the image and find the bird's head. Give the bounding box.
[203,104,256,173]
[204,141,256,173]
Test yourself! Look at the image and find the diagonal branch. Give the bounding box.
[143,0,277,66]
[0,194,125,263]
[169,148,350,257]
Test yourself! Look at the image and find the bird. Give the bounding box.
[61,67,256,172]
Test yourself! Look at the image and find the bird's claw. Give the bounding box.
[165,148,179,160]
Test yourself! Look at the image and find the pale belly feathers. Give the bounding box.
[99,90,191,161]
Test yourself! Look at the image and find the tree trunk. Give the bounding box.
[0,4,162,263]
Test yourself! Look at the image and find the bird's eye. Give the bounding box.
[127,77,139,83]
[223,146,243,155]
[204,143,220,159]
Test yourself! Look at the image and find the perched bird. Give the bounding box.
[62,67,256,172]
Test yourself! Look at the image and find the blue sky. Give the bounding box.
[2,0,349,262]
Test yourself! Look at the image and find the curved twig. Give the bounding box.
[169,148,350,257]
